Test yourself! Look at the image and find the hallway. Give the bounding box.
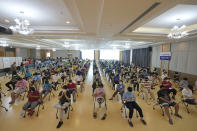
[0,63,197,131]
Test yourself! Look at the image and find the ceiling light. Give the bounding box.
[66,21,70,24]
[36,45,40,50]
[0,40,9,47]
[4,19,10,23]
[52,48,56,51]
[168,25,188,39]
[9,11,34,35]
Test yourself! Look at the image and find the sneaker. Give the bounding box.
[101,114,107,120]
[141,119,147,125]
[174,114,182,119]
[93,113,97,119]
[109,98,113,100]
[169,119,173,125]
[128,120,133,127]
[56,121,63,128]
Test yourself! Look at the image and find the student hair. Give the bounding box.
[127,87,133,92]
[160,85,164,89]
[62,85,68,89]
[183,77,188,80]
[69,80,72,83]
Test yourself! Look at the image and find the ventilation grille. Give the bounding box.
[119,2,161,34]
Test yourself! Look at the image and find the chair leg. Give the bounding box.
[56,109,59,119]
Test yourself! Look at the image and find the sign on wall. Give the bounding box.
[160,52,171,60]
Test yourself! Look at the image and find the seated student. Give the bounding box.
[157,85,182,125]
[54,85,71,128]
[92,79,100,95]
[122,87,146,127]
[75,72,83,87]
[52,72,60,90]
[179,78,189,89]
[113,74,120,88]
[5,71,19,91]
[133,76,139,92]
[173,72,180,83]
[162,77,172,89]
[33,72,41,85]
[141,77,156,105]
[20,86,41,117]
[67,80,77,102]
[93,83,107,120]
[25,69,32,81]
[182,86,197,106]
[109,80,125,100]
[41,80,52,100]
[9,77,27,104]
[161,71,168,81]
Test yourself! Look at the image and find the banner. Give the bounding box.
[160,52,171,60]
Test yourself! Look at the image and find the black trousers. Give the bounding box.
[133,82,139,91]
[6,81,16,90]
[112,90,124,98]
[125,101,143,119]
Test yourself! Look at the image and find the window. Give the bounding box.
[81,50,94,60]
[46,52,51,57]
[100,50,120,60]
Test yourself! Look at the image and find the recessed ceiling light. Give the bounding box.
[66,21,70,24]
[4,19,10,23]
[176,18,181,21]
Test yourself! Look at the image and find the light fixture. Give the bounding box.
[168,18,188,39]
[36,45,40,50]
[9,11,34,35]
[52,48,56,51]
[168,25,188,39]
[0,40,9,47]
[66,21,70,24]
[63,42,70,48]
[4,19,10,23]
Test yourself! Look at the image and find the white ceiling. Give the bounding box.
[0,0,77,27]
[144,4,197,28]
[0,0,197,50]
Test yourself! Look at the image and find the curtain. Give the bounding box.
[132,47,151,67]
[122,50,130,65]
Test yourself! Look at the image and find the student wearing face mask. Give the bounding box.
[20,86,41,117]
[109,80,125,100]
[122,87,147,127]
[162,77,172,89]
[67,80,77,102]
[54,85,71,128]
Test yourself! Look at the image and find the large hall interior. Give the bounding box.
[0,0,197,131]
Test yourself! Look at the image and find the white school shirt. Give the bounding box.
[182,88,192,100]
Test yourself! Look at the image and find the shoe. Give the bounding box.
[141,119,147,125]
[9,101,14,104]
[93,113,97,119]
[169,119,173,125]
[101,114,107,120]
[128,120,133,127]
[109,98,113,100]
[174,114,182,119]
[56,121,63,128]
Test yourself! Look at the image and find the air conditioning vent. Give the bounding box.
[120,2,161,34]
